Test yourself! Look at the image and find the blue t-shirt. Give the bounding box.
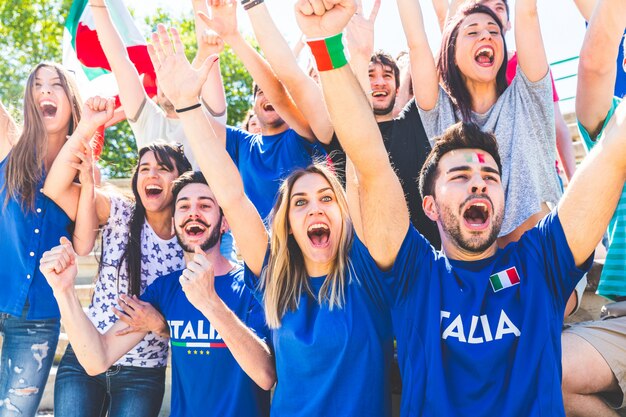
[225,127,325,221]
[142,266,270,417]
[388,211,591,417]
[0,155,70,319]
[245,234,393,417]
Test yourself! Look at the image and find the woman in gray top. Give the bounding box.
[396,0,561,246]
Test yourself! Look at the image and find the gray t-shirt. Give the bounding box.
[419,68,561,236]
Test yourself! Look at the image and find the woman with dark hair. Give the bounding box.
[0,63,110,416]
[396,0,561,245]
[43,136,191,416]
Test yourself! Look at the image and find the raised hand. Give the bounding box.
[69,140,95,187]
[75,96,115,139]
[147,24,219,109]
[295,0,357,39]
[345,0,380,60]
[197,0,239,42]
[113,294,170,338]
[179,246,219,310]
[39,237,78,295]
[199,29,225,56]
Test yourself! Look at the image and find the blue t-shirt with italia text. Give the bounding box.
[142,266,270,417]
[244,234,394,417]
[388,211,591,417]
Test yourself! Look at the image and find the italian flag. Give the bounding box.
[63,0,156,155]
[171,341,227,348]
[489,267,521,292]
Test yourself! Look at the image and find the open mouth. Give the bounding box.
[262,103,275,112]
[183,221,207,237]
[145,184,163,198]
[474,46,495,66]
[307,223,330,247]
[462,201,490,230]
[371,90,389,98]
[40,100,57,118]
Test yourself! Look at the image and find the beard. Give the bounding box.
[372,97,396,116]
[176,217,223,253]
[436,196,502,253]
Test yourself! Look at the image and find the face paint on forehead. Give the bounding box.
[463,152,486,164]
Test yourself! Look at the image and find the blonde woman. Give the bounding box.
[0,62,112,416]
[148,25,395,416]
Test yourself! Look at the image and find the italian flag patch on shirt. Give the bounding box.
[489,267,521,292]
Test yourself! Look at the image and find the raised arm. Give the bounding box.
[148,25,269,276]
[514,0,549,82]
[43,97,114,224]
[345,0,381,95]
[559,100,626,266]
[69,142,99,256]
[432,0,449,31]
[395,0,439,111]
[200,1,312,141]
[0,100,18,160]
[40,238,147,375]
[296,0,410,269]
[89,1,148,120]
[246,0,334,143]
[191,0,227,120]
[180,247,275,389]
[573,0,595,21]
[576,0,626,138]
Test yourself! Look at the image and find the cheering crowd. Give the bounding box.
[1,0,626,416]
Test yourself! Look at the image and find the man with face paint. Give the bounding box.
[292,1,626,416]
[39,171,273,417]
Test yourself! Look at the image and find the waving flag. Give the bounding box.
[63,0,157,156]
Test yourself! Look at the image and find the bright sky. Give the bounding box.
[129,0,587,114]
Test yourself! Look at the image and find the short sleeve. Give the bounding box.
[245,295,271,343]
[577,97,621,152]
[384,225,436,306]
[243,249,270,304]
[225,126,245,163]
[418,87,458,146]
[127,98,168,150]
[102,194,133,234]
[140,277,163,312]
[521,210,593,308]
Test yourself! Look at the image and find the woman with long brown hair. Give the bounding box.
[148,24,396,416]
[396,0,560,246]
[0,62,111,416]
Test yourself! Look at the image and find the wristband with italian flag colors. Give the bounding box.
[306,32,349,72]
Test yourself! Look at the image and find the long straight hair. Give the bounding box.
[261,164,354,329]
[437,4,508,122]
[3,63,82,210]
[116,142,191,296]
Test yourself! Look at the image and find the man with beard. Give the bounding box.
[39,171,274,417]
[291,1,626,415]
[328,48,441,247]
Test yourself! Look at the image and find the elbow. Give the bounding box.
[83,360,109,376]
[257,367,277,391]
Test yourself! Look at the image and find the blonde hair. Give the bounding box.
[3,63,82,210]
[261,164,354,328]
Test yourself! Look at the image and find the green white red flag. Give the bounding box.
[489,267,521,293]
[63,0,156,155]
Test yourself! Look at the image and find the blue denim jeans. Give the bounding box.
[0,306,60,417]
[54,345,165,417]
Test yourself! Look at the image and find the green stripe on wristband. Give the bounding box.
[307,33,349,72]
